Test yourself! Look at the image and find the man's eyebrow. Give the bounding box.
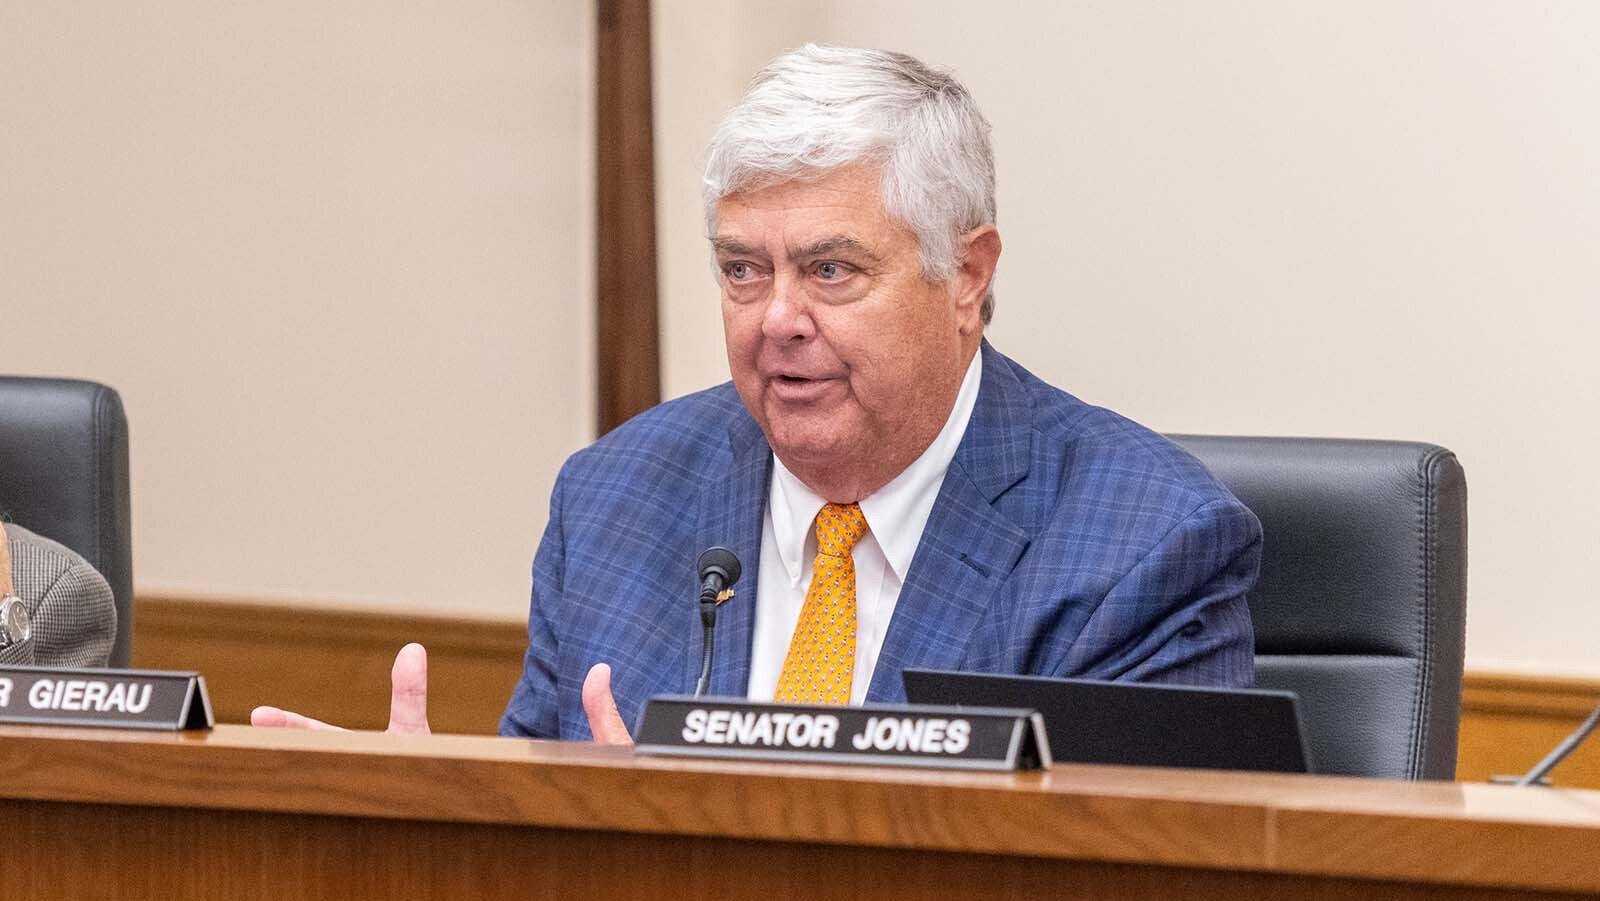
[795,236,874,259]
[711,235,878,260]
[711,237,764,256]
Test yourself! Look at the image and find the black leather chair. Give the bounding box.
[1172,436,1467,780]
[0,376,134,667]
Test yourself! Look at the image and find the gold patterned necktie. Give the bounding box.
[774,502,870,705]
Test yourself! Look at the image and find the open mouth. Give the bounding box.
[768,374,836,400]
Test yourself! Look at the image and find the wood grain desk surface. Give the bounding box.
[3,724,1599,895]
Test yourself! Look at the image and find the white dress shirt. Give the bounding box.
[747,350,984,704]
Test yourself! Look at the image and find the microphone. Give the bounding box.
[694,547,742,698]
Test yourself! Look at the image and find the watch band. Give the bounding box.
[0,594,30,649]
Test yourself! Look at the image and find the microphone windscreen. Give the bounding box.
[696,546,742,586]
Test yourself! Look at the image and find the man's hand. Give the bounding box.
[582,662,633,746]
[250,642,431,734]
[0,523,14,598]
[249,643,635,745]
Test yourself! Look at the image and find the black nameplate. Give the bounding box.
[0,665,214,730]
[634,696,1050,771]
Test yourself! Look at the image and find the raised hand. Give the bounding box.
[0,523,14,598]
[581,662,633,746]
[251,643,633,744]
[251,642,430,734]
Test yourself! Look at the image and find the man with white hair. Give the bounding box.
[255,45,1261,743]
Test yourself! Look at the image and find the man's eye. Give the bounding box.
[816,262,843,280]
[726,262,751,280]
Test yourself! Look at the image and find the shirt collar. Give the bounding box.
[768,350,984,585]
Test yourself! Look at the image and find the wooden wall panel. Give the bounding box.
[595,0,661,433]
[1456,673,1600,786]
[132,595,525,735]
[131,595,1600,786]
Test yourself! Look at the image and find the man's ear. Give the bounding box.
[953,225,1001,335]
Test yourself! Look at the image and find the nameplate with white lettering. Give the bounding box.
[0,665,214,730]
[634,696,1050,771]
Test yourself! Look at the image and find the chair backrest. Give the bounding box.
[0,376,134,667]
[1170,435,1467,779]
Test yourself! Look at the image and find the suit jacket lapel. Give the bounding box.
[865,343,1033,702]
[694,411,771,697]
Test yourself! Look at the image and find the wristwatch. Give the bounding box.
[0,594,31,649]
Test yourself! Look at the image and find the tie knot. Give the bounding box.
[814,503,868,558]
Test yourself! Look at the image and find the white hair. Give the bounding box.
[702,44,998,323]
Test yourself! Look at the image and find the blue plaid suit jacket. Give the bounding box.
[500,343,1261,739]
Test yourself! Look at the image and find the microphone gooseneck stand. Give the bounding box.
[693,547,741,698]
[1511,703,1600,787]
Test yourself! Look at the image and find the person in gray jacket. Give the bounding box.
[0,521,117,667]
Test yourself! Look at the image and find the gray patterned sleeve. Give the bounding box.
[2,528,118,668]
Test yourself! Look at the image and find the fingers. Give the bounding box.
[386,642,431,735]
[250,643,428,736]
[250,705,346,731]
[582,662,633,746]
[0,522,14,597]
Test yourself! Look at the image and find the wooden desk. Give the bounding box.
[2,724,1598,899]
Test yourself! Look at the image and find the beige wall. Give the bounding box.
[2,2,594,616]
[655,2,1600,674]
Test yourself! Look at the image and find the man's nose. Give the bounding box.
[760,275,816,342]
